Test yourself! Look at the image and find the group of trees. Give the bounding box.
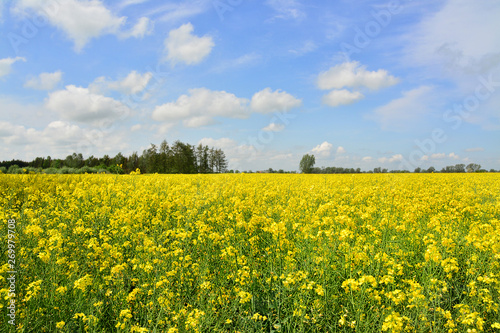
[299,154,496,174]
[0,140,228,175]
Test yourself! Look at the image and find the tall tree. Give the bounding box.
[466,163,481,172]
[214,149,228,173]
[113,152,126,167]
[127,152,139,172]
[158,140,170,173]
[299,154,315,174]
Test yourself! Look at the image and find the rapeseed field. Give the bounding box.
[1,173,499,332]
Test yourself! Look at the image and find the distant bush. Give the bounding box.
[77,166,97,174]
[43,168,60,174]
[59,167,78,174]
[8,165,22,174]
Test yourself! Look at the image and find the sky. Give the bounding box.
[0,0,499,172]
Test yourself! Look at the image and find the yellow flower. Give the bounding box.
[56,321,65,329]
[56,286,67,294]
[73,274,93,292]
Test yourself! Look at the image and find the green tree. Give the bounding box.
[214,149,227,173]
[158,140,170,173]
[127,152,139,172]
[299,154,315,173]
[466,163,481,172]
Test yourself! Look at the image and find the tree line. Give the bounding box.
[0,140,228,175]
[299,154,497,174]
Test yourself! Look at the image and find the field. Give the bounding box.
[1,173,500,332]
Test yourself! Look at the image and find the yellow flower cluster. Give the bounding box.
[1,173,499,332]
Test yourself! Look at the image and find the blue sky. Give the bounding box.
[0,0,499,171]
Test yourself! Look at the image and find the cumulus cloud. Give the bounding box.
[152,87,300,128]
[152,88,249,125]
[0,120,128,159]
[337,146,346,154]
[120,17,153,38]
[24,71,62,90]
[422,152,460,160]
[45,85,130,126]
[164,23,214,65]
[262,123,285,132]
[183,116,215,128]
[317,61,399,91]
[368,86,435,131]
[322,89,364,107]
[250,88,302,113]
[312,141,333,157]
[378,154,403,164]
[198,137,296,171]
[362,156,373,162]
[0,57,25,77]
[90,71,153,95]
[13,0,151,52]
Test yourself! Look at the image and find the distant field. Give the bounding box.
[1,174,500,332]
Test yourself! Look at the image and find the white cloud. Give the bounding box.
[250,88,302,113]
[462,91,500,131]
[131,124,142,132]
[198,137,237,150]
[432,153,445,159]
[183,116,215,128]
[152,88,249,126]
[45,85,130,126]
[0,120,128,160]
[153,87,300,128]
[0,57,26,77]
[317,61,399,91]
[144,1,211,23]
[312,141,333,157]
[368,86,435,131]
[362,156,373,162]
[198,137,297,171]
[262,123,285,132]
[406,1,500,73]
[266,0,305,20]
[465,147,484,152]
[116,0,150,10]
[164,23,214,65]
[24,71,63,90]
[289,40,317,55]
[337,146,346,154]
[121,17,154,38]
[423,152,461,160]
[13,0,151,52]
[401,2,500,131]
[0,121,23,138]
[378,154,403,164]
[322,89,364,107]
[90,71,153,95]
